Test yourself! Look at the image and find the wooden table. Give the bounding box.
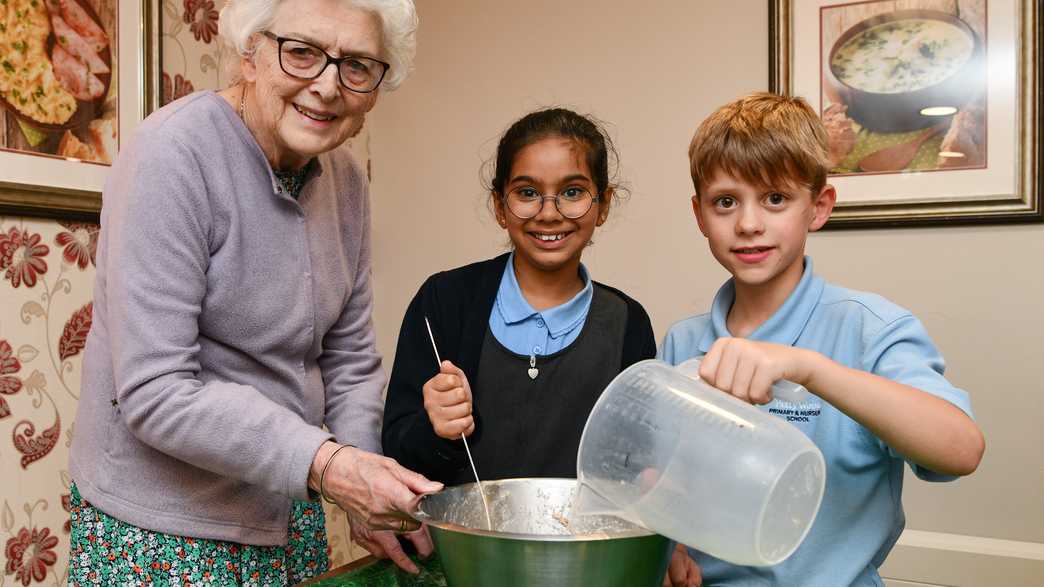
[297,554,447,586]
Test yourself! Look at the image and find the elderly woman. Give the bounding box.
[66,0,438,583]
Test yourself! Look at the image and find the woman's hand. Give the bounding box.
[423,360,475,439]
[663,543,701,587]
[310,443,442,530]
[348,512,434,575]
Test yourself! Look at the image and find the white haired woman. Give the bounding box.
[66,0,439,582]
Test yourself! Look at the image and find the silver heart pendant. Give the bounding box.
[527,368,539,379]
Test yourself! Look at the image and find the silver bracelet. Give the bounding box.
[319,444,351,505]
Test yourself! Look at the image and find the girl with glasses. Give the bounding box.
[382,107,701,587]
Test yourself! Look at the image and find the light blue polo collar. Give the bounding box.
[698,256,824,353]
[495,252,593,338]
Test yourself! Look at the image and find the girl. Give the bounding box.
[381,108,700,586]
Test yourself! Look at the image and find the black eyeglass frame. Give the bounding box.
[261,31,390,93]
[501,190,602,220]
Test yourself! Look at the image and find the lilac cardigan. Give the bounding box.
[69,91,385,545]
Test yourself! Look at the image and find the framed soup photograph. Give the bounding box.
[770,0,1041,227]
[0,0,156,220]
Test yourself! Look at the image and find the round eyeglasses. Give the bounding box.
[261,32,389,93]
[503,187,599,219]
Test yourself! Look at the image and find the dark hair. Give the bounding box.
[485,108,622,201]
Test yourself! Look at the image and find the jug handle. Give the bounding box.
[676,358,810,404]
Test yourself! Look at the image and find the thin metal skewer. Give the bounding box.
[424,317,493,531]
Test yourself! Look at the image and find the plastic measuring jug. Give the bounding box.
[574,359,825,567]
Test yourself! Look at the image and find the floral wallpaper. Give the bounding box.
[160,0,232,108]
[1,217,97,586]
[0,2,375,584]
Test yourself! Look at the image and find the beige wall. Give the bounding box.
[368,1,1044,584]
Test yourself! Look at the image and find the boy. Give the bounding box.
[661,93,984,586]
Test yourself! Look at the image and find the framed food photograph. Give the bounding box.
[770,0,1041,227]
[0,0,155,220]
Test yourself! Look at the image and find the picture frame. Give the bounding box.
[770,0,1042,228]
[0,0,158,221]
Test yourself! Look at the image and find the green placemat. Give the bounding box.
[16,118,48,147]
[832,125,944,174]
[307,555,447,587]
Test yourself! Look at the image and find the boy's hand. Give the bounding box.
[663,543,701,586]
[423,360,475,439]
[698,338,816,404]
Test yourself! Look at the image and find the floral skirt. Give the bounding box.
[67,483,329,586]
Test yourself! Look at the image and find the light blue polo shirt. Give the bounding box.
[660,257,973,587]
[489,252,593,356]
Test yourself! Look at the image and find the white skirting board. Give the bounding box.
[880,530,1044,586]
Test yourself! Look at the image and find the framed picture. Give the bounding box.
[770,0,1041,228]
[0,0,157,220]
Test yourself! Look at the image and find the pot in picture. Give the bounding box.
[826,9,985,133]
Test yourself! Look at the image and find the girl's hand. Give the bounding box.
[697,338,816,404]
[663,543,701,587]
[422,360,475,439]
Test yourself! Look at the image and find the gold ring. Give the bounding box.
[400,519,408,533]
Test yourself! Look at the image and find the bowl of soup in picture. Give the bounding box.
[826,10,985,133]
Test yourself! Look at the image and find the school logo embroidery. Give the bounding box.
[768,402,822,423]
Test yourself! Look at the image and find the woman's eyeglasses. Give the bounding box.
[261,32,389,93]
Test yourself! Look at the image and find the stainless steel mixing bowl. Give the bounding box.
[413,478,671,587]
